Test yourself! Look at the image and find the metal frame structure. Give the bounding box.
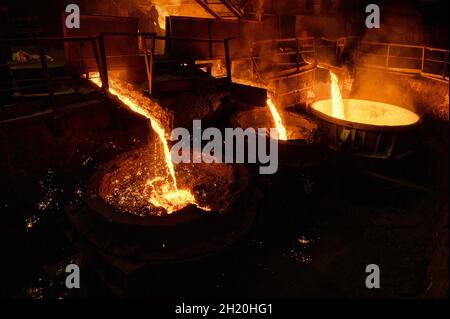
[1,34,448,107]
[194,0,245,20]
[0,33,234,102]
[356,41,449,81]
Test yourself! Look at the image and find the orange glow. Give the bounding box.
[90,74,209,214]
[312,99,420,127]
[267,97,287,141]
[232,79,289,141]
[329,70,345,119]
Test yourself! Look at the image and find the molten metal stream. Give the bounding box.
[329,70,345,119]
[90,74,208,214]
[322,70,419,126]
[267,97,287,141]
[231,79,288,141]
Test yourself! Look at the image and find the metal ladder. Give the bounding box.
[194,0,245,20]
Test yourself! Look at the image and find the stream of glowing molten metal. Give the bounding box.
[329,70,345,119]
[267,97,287,141]
[89,74,208,214]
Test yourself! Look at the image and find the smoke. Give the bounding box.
[348,0,441,115]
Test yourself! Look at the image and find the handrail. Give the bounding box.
[253,36,315,45]
[1,35,102,103]
[97,31,228,43]
[250,35,448,81]
[360,40,449,53]
[358,40,448,80]
[0,36,96,43]
[1,32,235,100]
[2,33,447,105]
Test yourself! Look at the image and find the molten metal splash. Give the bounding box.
[267,97,287,141]
[329,71,345,119]
[90,74,208,214]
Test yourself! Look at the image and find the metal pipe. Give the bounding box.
[34,38,54,105]
[96,35,109,92]
[143,35,155,96]
[219,0,245,19]
[421,47,425,72]
[90,36,104,88]
[386,44,390,68]
[193,0,222,19]
[224,38,232,83]
[0,36,93,43]
[443,52,448,80]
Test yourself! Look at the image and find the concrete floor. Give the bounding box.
[0,136,445,298]
[0,82,447,298]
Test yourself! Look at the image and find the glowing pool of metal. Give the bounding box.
[312,99,420,127]
[95,147,249,218]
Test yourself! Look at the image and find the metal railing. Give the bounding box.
[241,35,448,108]
[250,36,316,70]
[0,35,104,105]
[98,32,234,95]
[357,41,449,81]
[248,36,449,81]
[0,32,234,105]
[1,34,447,108]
